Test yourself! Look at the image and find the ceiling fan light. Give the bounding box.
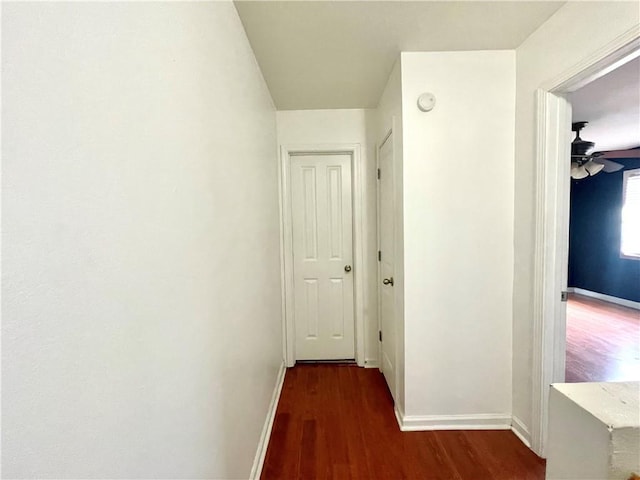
[570,161,579,176]
[584,160,605,176]
[571,163,589,179]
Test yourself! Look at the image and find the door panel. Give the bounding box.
[303,279,319,338]
[291,154,355,360]
[379,135,396,400]
[301,167,318,260]
[328,278,345,338]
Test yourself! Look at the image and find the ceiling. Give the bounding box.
[234,1,565,110]
[568,56,640,152]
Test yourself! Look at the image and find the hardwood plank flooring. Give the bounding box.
[565,294,640,383]
[262,364,545,480]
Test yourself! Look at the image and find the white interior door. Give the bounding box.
[290,153,355,360]
[378,134,396,399]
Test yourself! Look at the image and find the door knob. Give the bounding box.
[344,265,352,273]
[383,277,394,286]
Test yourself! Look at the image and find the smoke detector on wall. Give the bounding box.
[417,92,436,112]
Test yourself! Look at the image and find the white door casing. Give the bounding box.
[531,35,640,457]
[279,144,366,367]
[378,132,397,400]
[531,89,571,457]
[290,153,355,360]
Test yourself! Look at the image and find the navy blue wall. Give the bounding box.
[568,158,640,302]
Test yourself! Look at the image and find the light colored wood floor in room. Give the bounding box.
[566,293,640,383]
[262,364,545,480]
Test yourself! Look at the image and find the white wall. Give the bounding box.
[546,382,640,480]
[276,109,378,365]
[400,51,515,419]
[2,3,282,478]
[512,1,640,440]
[546,386,610,479]
[375,60,406,410]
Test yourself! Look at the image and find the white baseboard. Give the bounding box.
[250,362,286,480]
[568,287,640,310]
[364,358,379,369]
[394,404,405,430]
[394,407,511,432]
[511,415,531,448]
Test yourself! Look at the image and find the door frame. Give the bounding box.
[279,144,366,367]
[530,29,640,457]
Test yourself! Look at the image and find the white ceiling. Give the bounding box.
[568,56,640,152]
[234,1,565,110]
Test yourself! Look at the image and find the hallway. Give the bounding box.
[262,364,545,479]
[5,2,640,477]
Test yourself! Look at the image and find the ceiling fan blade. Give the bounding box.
[593,158,624,173]
[594,149,640,159]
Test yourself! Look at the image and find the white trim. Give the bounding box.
[279,146,295,367]
[394,408,511,432]
[279,144,367,367]
[277,153,290,367]
[531,89,571,457]
[394,404,404,431]
[542,26,640,94]
[567,288,640,310]
[352,144,367,368]
[364,359,379,369]
[511,415,532,448]
[531,28,640,458]
[250,363,286,480]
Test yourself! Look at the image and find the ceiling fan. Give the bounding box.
[571,121,628,179]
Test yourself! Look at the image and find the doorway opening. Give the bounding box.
[531,36,640,456]
[564,57,640,384]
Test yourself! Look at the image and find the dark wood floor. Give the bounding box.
[566,294,640,383]
[262,364,545,479]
